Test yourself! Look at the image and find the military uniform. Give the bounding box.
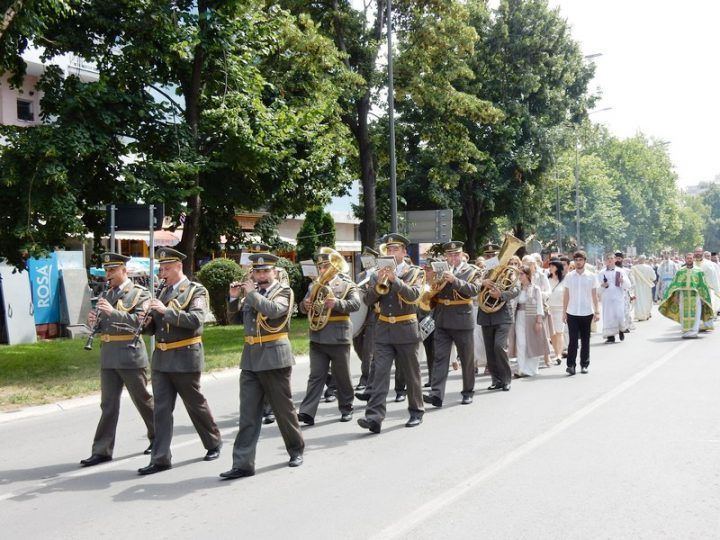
[359,234,425,432]
[144,249,221,470]
[426,242,482,405]
[246,242,288,423]
[224,253,304,477]
[476,278,520,390]
[352,268,376,388]
[81,253,154,466]
[298,252,361,423]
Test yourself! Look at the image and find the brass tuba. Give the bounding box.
[478,233,525,314]
[308,248,347,331]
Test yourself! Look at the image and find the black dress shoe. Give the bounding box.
[605,336,615,343]
[566,366,576,376]
[355,383,366,391]
[138,463,171,475]
[204,446,221,461]
[297,412,315,426]
[340,411,353,422]
[618,331,625,341]
[357,417,381,433]
[405,415,423,428]
[423,381,431,388]
[395,392,407,403]
[355,392,370,401]
[80,454,112,467]
[461,395,473,405]
[220,467,255,480]
[288,455,304,468]
[143,442,153,455]
[501,384,511,391]
[581,366,589,374]
[487,383,503,390]
[422,394,442,408]
[262,413,276,425]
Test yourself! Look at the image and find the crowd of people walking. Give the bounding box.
[77,239,718,480]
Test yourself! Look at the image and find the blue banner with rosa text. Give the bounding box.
[28,254,61,325]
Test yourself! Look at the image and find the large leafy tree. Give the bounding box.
[387,0,594,256]
[590,131,680,253]
[0,1,355,270]
[697,182,720,251]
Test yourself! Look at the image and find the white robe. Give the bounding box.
[599,268,630,337]
[631,263,656,321]
[699,259,720,312]
[656,260,678,301]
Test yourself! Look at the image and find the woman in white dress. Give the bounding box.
[509,265,548,377]
[547,260,566,364]
[523,254,552,366]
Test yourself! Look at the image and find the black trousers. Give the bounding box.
[566,314,593,368]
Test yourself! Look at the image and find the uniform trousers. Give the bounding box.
[232,367,304,471]
[300,342,354,418]
[364,342,423,424]
[352,323,374,386]
[150,370,221,466]
[481,324,512,386]
[430,327,475,402]
[92,368,154,457]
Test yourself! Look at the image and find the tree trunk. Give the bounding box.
[176,1,206,276]
[357,95,377,248]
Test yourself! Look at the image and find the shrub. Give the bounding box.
[196,258,246,325]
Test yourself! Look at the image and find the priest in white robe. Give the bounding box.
[656,252,678,302]
[631,255,656,321]
[599,254,630,343]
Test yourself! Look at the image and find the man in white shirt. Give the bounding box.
[562,251,600,375]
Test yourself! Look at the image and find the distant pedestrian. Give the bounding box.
[562,251,600,375]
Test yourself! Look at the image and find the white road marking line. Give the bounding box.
[372,340,692,540]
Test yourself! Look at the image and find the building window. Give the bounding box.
[16,99,34,122]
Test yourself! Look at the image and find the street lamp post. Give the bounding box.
[387,0,398,234]
[574,106,612,248]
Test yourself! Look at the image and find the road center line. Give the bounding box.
[372,340,692,540]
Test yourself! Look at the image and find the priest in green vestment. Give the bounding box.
[659,253,714,338]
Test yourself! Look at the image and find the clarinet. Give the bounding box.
[84,282,110,351]
[128,278,166,349]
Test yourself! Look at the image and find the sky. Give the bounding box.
[549,0,720,187]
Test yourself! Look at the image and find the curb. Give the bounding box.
[0,354,310,425]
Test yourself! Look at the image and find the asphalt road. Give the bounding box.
[1,307,719,539]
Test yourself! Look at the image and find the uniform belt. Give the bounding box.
[436,298,473,306]
[100,334,134,342]
[244,332,289,345]
[155,336,203,351]
[378,313,417,324]
[326,315,350,322]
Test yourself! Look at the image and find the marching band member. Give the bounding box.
[221,252,304,479]
[138,248,222,475]
[423,241,482,407]
[352,246,379,390]
[297,249,360,425]
[357,233,425,434]
[80,252,154,467]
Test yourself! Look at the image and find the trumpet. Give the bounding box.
[84,282,110,351]
[128,278,166,349]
